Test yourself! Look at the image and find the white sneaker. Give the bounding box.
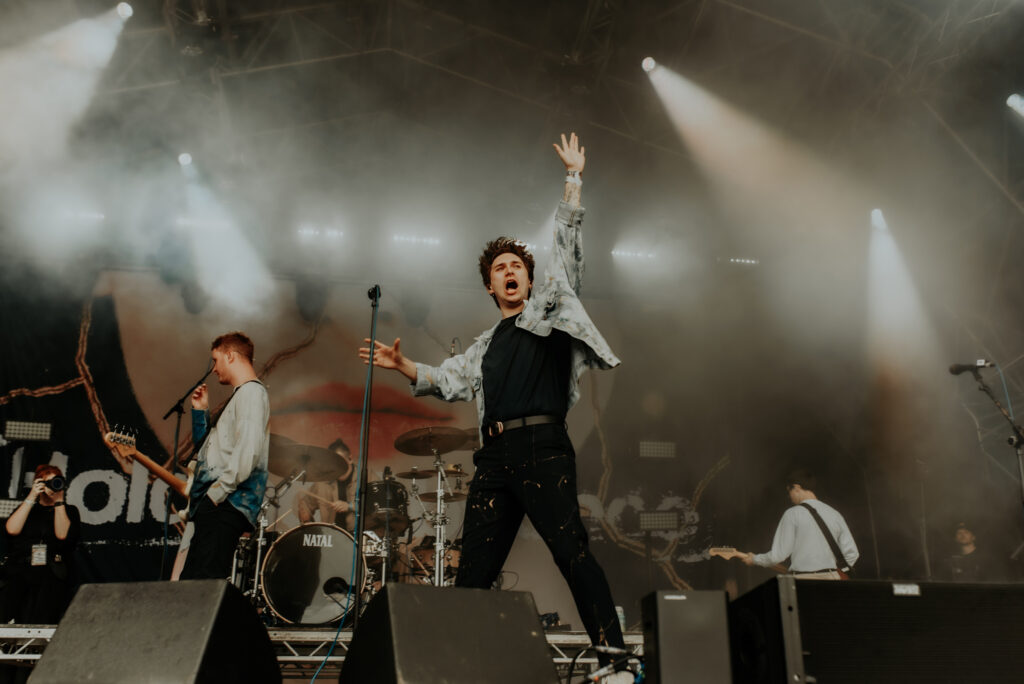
[600,671,634,684]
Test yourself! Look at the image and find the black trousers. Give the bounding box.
[180,496,252,580]
[455,423,625,656]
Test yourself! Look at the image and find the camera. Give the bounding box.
[44,476,66,492]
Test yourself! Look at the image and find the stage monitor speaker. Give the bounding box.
[28,580,280,684]
[641,590,732,684]
[730,577,1024,684]
[338,584,558,684]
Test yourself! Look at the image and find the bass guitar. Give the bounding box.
[103,429,192,517]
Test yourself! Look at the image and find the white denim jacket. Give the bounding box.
[411,199,620,439]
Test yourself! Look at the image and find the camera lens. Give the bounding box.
[46,476,65,492]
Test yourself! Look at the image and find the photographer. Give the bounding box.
[1,465,81,625]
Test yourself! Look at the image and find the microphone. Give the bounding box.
[323,577,350,595]
[367,284,381,301]
[949,360,994,376]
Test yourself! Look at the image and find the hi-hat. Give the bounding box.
[268,434,349,482]
[418,465,470,478]
[395,468,434,480]
[420,491,467,503]
[394,426,468,456]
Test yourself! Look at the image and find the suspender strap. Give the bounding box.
[800,502,850,572]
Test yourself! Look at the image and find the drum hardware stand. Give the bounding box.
[431,451,451,586]
[235,469,306,603]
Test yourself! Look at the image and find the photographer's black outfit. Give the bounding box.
[0,502,80,683]
[1,503,81,621]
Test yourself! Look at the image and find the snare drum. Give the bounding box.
[365,480,410,535]
[261,523,367,624]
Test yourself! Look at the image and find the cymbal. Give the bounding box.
[395,468,434,480]
[418,465,470,478]
[394,426,468,456]
[268,434,350,482]
[419,491,467,503]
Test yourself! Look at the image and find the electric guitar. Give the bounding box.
[710,547,849,579]
[709,547,789,575]
[103,430,193,516]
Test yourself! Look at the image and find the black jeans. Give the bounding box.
[456,423,625,655]
[180,496,252,580]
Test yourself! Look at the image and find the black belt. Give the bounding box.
[485,414,561,437]
[794,568,839,574]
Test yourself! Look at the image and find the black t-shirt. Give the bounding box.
[482,314,572,424]
[3,503,81,576]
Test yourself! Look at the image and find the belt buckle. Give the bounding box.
[489,421,504,437]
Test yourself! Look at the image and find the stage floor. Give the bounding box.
[0,625,645,681]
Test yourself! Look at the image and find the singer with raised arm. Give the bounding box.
[360,133,631,682]
[181,332,271,580]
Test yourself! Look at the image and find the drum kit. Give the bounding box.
[230,426,477,625]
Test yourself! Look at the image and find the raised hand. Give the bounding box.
[191,383,209,411]
[553,132,585,173]
[28,479,46,502]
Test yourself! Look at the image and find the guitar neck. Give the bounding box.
[104,432,189,498]
[129,449,188,497]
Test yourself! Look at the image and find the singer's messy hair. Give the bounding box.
[478,238,535,307]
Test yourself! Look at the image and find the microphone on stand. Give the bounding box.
[949,360,994,376]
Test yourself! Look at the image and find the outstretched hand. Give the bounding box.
[359,338,404,370]
[553,132,585,173]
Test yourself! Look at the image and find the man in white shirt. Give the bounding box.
[181,332,270,580]
[740,470,858,580]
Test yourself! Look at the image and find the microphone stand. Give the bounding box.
[158,360,213,579]
[351,285,382,628]
[964,368,1024,516]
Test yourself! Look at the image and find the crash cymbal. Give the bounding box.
[395,468,435,480]
[418,465,470,478]
[268,434,350,482]
[394,426,468,456]
[419,491,467,503]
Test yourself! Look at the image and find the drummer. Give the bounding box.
[296,438,355,531]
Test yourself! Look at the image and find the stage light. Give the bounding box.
[392,235,441,246]
[638,510,679,532]
[178,152,193,166]
[1007,93,1024,118]
[611,249,656,259]
[116,3,133,20]
[641,57,657,73]
[870,208,888,231]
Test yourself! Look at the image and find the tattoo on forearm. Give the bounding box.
[562,181,581,207]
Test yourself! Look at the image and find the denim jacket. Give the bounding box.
[412,200,620,438]
[190,380,270,526]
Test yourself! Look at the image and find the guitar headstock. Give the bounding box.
[103,426,138,458]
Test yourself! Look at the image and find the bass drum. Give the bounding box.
[261,523,367,625]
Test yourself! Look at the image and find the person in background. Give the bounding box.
[1,465,81,683]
